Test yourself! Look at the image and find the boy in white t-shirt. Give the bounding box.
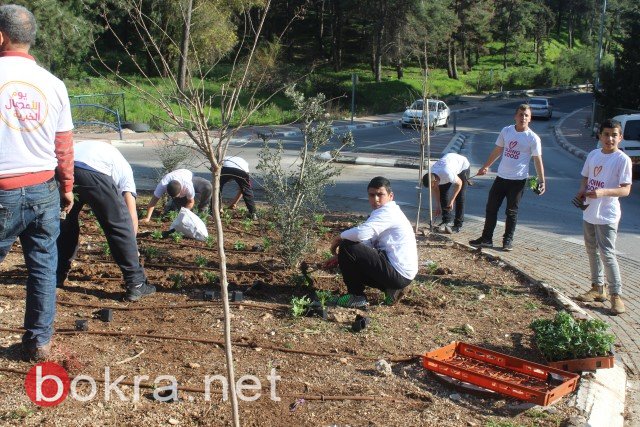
[574,119,632,315]
[422,153,470,234]
[469,104,545,251]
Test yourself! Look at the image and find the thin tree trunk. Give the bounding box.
[330,0,343,71]
[451,41,459,80]
[447,39,454,78]
[211,163,240,427]
[316,0,325,56]
[177,0,193,93]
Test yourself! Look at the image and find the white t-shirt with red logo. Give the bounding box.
[495,125,542,180]
[432,153,470,185]
[0,54,74,175]
[581,149,632,225]
[153,169,195,199]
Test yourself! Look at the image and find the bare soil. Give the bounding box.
[0,206,580,426]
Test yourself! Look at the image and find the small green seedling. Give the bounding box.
[315,290,334,309]
[205,235,216,248]
[222,210,232,226]
[233,241,246,251]
[262,237,272,251]
[202,271,218,285]
[313,213,324,224]
[151,230,163,240]
[195,255,208,267]
[240,217,254,232]
[172,231,184,243]
[290,296,312,318]
[166,210,179,222]
[424,260,438,274]
[322,250,333,260]
[144,246,159,259]
[169,273,185,289]
[317,225,330,236]
[102,242,111,256]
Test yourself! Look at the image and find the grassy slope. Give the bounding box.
[65,37,590,130]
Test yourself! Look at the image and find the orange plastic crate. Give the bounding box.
[422,341,580,406]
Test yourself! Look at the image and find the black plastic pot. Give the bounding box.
[75,319,89,331]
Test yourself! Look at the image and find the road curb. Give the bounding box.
[554,108,589,161]
[318,132,467,170]
[443,237,626,425]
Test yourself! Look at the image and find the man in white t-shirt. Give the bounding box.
[57,140,155,302]
[220,156,256,219]
[0,4,75,361]
[574,119,632,315]
[422,153,470,234]
[327,177,418,308]
[470,104,546,251]
[143,169,212,221]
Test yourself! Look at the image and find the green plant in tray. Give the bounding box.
[530,310,615,361]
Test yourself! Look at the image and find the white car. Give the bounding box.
[401,99,450,129]
[527,97,553,119]
[610,114,640,176]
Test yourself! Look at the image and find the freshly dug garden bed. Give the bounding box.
[0,207,580,426]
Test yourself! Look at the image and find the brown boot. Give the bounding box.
[610,294,626,315]
[576,285,608,302]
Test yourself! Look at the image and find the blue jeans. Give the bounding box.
[583,221,623,295]
[0,179,60,347]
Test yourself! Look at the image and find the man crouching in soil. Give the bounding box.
[328,177,418,308]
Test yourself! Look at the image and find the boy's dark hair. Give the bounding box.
[167,180,182,197]
[422,173,439,187]
[516,103,531,114]
[368,176,392,193]
[599,118,623,134]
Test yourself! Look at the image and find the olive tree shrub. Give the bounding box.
[257,86,354,268]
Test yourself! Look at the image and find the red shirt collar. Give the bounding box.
[0,51,34,60]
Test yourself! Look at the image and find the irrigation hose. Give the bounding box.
[0,327,420,364]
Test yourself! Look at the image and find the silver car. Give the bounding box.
[528,97,553,119]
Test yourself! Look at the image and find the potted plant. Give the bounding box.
[530,311,616,372]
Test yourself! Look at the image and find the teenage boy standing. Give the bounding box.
[469,104,546,251]
[574,119,632,315]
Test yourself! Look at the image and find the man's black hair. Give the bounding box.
[167,180,182,198]
[599,118,622,134]
[367,176,392,193]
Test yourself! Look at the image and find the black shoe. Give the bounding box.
[469,237,492,248]
[328,294,369,308]
[502,240,513,252]
[126,281,156,302]
[451,225,461,233]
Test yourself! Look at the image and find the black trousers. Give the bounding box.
[220,167,256,215]
[57,167,146,287]
[439,167,470,227]
[337,240,411,296]
[481,176,526,242]
[165,176,213,213]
